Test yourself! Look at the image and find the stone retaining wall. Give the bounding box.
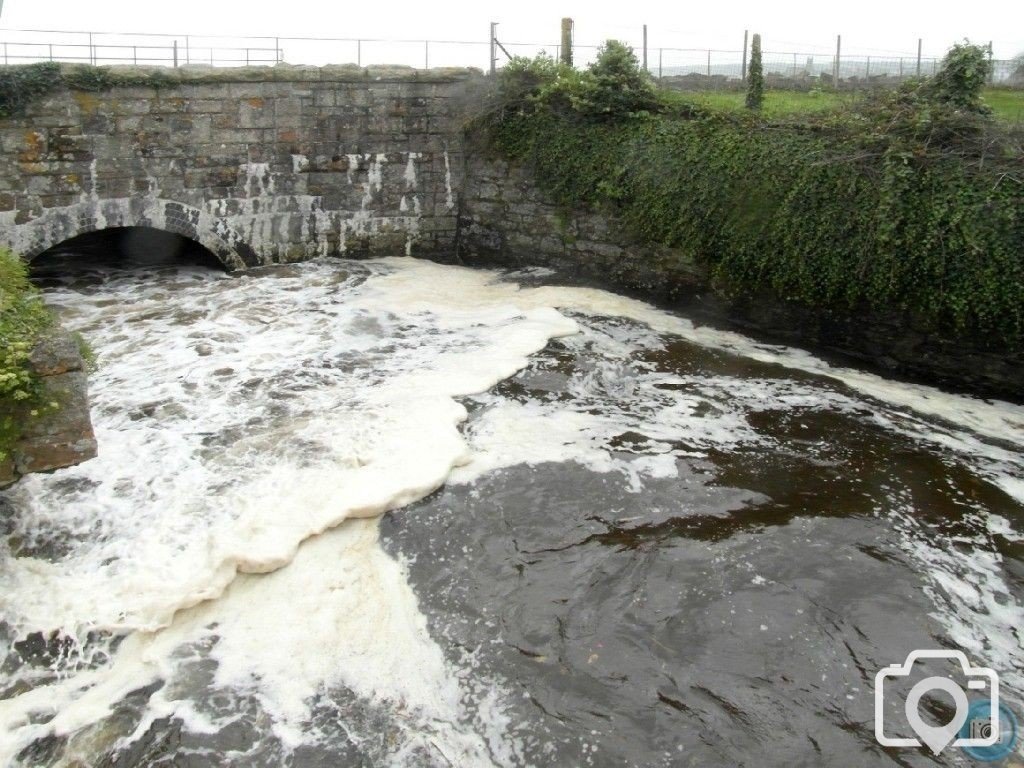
[456,152,1024,399]
[0,331,97,488]
[0,64,482,269]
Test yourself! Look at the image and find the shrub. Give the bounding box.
[746,33,764,110]
[568,40,659,119]
[923,41,992,113]
[0,249,53,460]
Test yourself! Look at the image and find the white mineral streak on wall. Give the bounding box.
[402,152,422,256]
[313,206,331,258]
[86,160,107,230]
[1,146,438,264]
[443,149,455,210]
[404,152,420,190]
[345,153,360,185]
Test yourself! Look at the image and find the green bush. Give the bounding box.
[568,40,659,118]
[0,249,54,460]
[924,42,992,113]
[745,33,764,110]
[481,44,1024,347]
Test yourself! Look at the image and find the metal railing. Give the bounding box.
[0,28,497,70]
[0,27,1019,90]
[0,40,281,67]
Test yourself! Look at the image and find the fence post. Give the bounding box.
[424,40,429,69]
[560,17,573,66]
[865,55,870,79]
[186,35,190,65]
[4,43,7,66]
[741,29,748,81]
[916,38,922,76]
[88,31,94,65]
[275,37,280,63]
[173,40,178,68]
[792,52,797,77]
[638,24,647,73]
[833,34,841,88]
[658,47,663,79]
[358,39,362,67]
[707,49,711,77]
[489,22,496,74]
[899,57,903,78]
[49,43,53,62]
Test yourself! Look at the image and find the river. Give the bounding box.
[0,254,1022,766]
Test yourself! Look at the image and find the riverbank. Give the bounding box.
[455,155,1024,401]
[457,46,1024,400]
[0,249,95,487]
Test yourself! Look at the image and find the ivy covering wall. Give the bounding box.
[480,43,1024,347]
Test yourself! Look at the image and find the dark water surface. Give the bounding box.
[1,258,1021,767]
[383,314,1024,766]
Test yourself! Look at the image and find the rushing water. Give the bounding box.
[0,254,1022,767]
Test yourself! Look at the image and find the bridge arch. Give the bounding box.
[5,198,261,271]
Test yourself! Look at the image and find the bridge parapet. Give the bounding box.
[0,63,481,267]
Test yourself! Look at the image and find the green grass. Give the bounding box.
[664,87,1024,123]
[676,89,854,117]
[983,88,1024,123]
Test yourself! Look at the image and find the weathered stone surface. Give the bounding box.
[28,331,83,376]
[0,66,483,268]
[1,330,97,489]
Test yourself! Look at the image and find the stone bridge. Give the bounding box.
[0,64,480,268]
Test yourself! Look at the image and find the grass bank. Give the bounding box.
[663,87,1024,123]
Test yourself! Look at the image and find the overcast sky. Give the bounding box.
[1,1,1021,66]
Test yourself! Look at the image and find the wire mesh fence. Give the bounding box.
[0,26,1019,92]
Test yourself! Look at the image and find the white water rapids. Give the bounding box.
[1,256,1022,765]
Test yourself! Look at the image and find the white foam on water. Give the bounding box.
[371,260,1020,705]
[0,520,520,766]
[2,256,1022,764]
[362,259,1024,503]
[0,258,576,763]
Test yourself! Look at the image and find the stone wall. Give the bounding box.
[0,64,482,269]
[0,330,97,488]
[457,153,1024,399]
[456,154,711,294]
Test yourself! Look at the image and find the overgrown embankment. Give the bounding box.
[477,43,1024,350]
[0,248,53,457]
[0,249,96,486]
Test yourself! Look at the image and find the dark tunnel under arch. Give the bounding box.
[28,227,229,283]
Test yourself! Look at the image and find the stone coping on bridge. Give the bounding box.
[52,62,484,84]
